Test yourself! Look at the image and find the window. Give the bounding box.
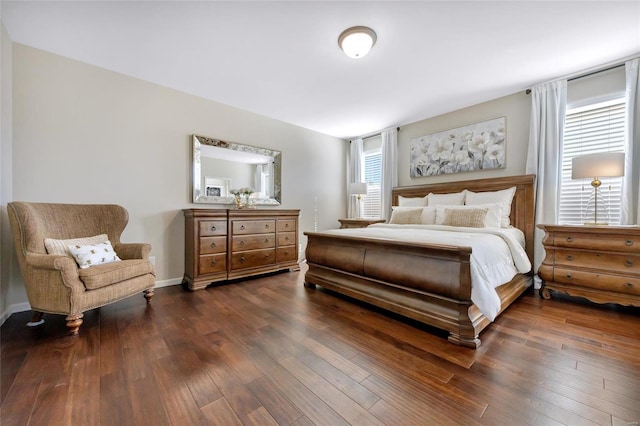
[362,149,381,218]
[559,97,626,225]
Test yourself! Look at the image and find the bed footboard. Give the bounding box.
[304,232,484,348]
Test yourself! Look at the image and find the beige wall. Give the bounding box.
[5,43,346,313]
[397,91,531,187]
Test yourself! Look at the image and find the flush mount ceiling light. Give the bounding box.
[338,26,377,59]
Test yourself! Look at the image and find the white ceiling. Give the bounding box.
[2,1,640,139]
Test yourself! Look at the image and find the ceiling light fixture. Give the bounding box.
[338,26,377,59]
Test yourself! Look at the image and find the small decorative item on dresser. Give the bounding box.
[537,224,640,307]
[338,218,386,229]
[230,187,255,209]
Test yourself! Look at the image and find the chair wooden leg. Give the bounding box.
[26,311,45,327]
[65,313,83,335]
[143,288,154,303]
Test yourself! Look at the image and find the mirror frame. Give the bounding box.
[192,134,281,205]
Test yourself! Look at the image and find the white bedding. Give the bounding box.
[322,224,531,321]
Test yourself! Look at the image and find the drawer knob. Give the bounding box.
[285,236,289,241]
[240,225,245,230]
[565,273,572,279]
[210,225,216,231]
[240,256,245,263]
[566,236,573,243]
[210,259,216,266]
[240,240,245,246]
[265,254,270,259]
[265,238,269,243]
[566,255,573,261]
[211,242,216,247]
[627,282,634,288]
[285,223,289,228]
[265,224,270,229]
[626,239,634,246]
[625,259,634,267]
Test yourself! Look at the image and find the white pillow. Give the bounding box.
[435,204,502,228]
[68,241,121,269]
[465,186,516,228]
[398,195,428,207]
[45,234,109,256]
[427,191,465,206]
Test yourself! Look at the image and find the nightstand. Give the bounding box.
[338,218,385,229]
[537,224,640,307]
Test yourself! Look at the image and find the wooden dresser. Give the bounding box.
[183,209,300,290]
[537,224,640,307]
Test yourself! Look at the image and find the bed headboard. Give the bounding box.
[392,174,536,264]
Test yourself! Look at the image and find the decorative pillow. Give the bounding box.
[435,204,503,228]
[67,241,121,269]
[465,186,516,228]
[398,195,428,207]
[45,234,109,256]
[442,208,488,228]
[427,191,465,206]
[389,207,423,224]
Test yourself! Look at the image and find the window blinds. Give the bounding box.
[559,98,626,224]
[363,151,382,218]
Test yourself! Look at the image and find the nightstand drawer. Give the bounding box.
[553,232,640,253]
[554,249,640,274]
[554,267,640,295]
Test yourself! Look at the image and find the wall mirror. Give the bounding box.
[192,134,281,205]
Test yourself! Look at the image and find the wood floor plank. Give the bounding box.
[2,266,639,425]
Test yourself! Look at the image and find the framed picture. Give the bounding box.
[410,117,506,177]
[206,186,222,197]
[204,176,230,197]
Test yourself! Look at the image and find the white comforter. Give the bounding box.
[321,224,531,321]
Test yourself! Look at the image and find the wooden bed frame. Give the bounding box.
[303,174,536,348]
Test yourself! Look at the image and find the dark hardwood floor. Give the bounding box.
[2,265,639,426]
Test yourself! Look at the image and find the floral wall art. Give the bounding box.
[410,117,506,177]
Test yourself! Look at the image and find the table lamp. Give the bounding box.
[349,182,367,218]
[571,152,625,225]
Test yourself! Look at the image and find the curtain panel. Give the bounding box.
[621,59,640,225]
[348,138,364,218]
[380,128,398,221]
[525,80,567,288]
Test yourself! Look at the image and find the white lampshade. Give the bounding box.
[572,152,625,179]
[338,26,377,59]
[349,182,367,195]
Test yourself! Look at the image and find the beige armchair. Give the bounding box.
[8,202,155,335]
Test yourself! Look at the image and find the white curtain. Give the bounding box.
[621,58,640,225]
[348,138,363,218]
[525,80,567,288]
[380,128,398,221]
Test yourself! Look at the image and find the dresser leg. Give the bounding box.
[540,286,552,299]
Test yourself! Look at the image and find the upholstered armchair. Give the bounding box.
[8,202,155,335]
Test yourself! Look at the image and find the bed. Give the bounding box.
[303,174,535,348]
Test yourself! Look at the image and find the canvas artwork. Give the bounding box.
[410,117,506,177]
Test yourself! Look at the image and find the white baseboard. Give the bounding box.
[0,301,31,326]
[0,278,185,326]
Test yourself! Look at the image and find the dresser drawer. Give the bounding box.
[232,220,275,235]
[230,248,275,270]
[554,267,640,295]
[232,234,275,251]
[199,220,227,237]
[553,232,640,253]
[277,231,296,247]
[199,236,226,255]
[277,219,297,232]
[198,253,227,275]
[276,246,297,263]
[554,249,640,274]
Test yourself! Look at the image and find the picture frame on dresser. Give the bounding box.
[537,224,640,307]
